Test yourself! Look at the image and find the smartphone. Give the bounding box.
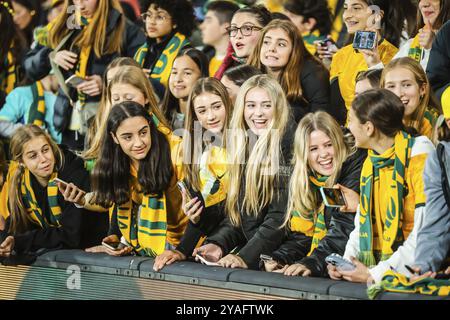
[325,253,356,271]
[259,254,274,263]
[177,180,193,201]
[102,241,125,251]
[54,177,69,188]
[353,30,377,50]
[435,273,450,280]
[65,74,86,87]
[195,254,220,267]
[320,187,347,208]
[319,38,336,49]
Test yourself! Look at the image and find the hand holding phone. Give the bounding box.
[195,253,220,266]
[325,253,356,271]
[65,74,86,88]
[102,241,126,251]
[320,187,347,208]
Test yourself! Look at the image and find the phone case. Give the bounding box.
[320,188,346,208]
[325,254,356,271]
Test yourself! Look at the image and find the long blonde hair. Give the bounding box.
[283,112,355,226]
[247,19,314,102]
[48,0,125,57]
[182,77,233,192]
[83,65,168,160]
[381,57,440,134]
[226,74,291,226]
[7,125,63,234]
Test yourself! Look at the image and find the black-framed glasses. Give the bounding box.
[141,12,169,23]
[227,25,262,37]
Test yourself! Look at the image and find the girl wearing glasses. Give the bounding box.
[248,19,331,123]
[215,5,272,80]
[135,0,196,96]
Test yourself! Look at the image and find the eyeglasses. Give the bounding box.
[141,12,169,23]
[227,25,262,37]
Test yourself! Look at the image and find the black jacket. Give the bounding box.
[270,147,367,277]
[289,57,331,123]
[22,9,146,131]
[427,20,450,100]
[205,122,296,269]
[0,146,108,254]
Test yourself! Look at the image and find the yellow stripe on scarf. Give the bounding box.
[290,175,329,256]
[421,107,439,139]
[21,169,62,228]
[150,32,189,87]
[31,81,46,127]
[115,165,168,257]
[2,51,17,95]
[359,131,414,266]
[75,16,92,106]
[368,270,450,299]
[408,34,423,63]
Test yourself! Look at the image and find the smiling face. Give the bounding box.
[112,116,151,163]
[22,136,56,181]
[348,108,371,149]
[383,67,426,118]
[307,130,336,176]
[229,12,263,59]
[73,0,98,19]
[169,55,202,100]
[260,28,293,72]
[193,92,227,134]
[244,87,274,136]
[419,0,441,26]
[343,0,371,34]
[110,83,148,106]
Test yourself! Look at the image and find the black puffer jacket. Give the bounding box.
[289,57,331,123]
[0,146,109,254]
[205,122,296,270]
[22,9,146,131]
[270,147,367,277]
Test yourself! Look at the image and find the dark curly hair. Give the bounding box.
[235,4,272,27]
[141,0,197,37]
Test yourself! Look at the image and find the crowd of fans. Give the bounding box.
[0,0,449,297]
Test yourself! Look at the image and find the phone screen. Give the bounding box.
[102,241,123,251]
[321,188,346,207]
[177,181,193,201]
[353,31,377,50]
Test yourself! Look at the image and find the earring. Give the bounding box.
[30,10,36,16]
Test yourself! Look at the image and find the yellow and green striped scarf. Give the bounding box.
[28,81,46,127]
[75,16,92,106]
[302,30,326,56]
[359,131,414,267]
[134,32,189,87]
[408,34,423,63]
[421,107,439,139]
[1,51,17,95]
[21,169,62,228]
[290,175,328,256]
[199,146,228,207]
[367,270,450,299]
[114,166,168,257]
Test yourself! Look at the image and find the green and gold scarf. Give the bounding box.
[21,169,62,228]
[28,81,46,127]
[359,131,415,266]
[408,34,423,63]
[367,269,450,299]
[290,174,328,256]
[1,51,17,95]
[74,16,92,106]
[134,32,189,87]
[114,166,168,257]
